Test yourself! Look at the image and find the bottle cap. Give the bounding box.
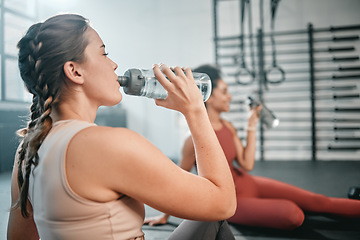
[121,69,145,96]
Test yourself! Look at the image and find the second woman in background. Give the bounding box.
[145,64,360,230]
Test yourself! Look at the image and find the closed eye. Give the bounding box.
[100,44,108,56]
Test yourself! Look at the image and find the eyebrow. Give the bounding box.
[100,44,105,48]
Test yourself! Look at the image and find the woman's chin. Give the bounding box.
[223,107,230,112]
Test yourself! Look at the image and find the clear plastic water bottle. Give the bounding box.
[248,96,279,129]
[118,68,212,102]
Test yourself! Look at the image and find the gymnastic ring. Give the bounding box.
[235,67,256,85]
[265,66,286,85]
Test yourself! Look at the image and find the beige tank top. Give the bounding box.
[29,120,145,240]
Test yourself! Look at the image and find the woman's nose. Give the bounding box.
[110,58,118,70]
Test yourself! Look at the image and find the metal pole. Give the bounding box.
[308,23,317,161]
[213,0,219,65]
[260,0,264,31]
[0,0,5,100]
[257,28,265,161]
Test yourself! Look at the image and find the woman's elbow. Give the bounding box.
[241,159,255,172]
[212,191,237,220]
[216,199,236,220]
[224,197,237,219]
[229,191,237,216]
[243,164,254,172]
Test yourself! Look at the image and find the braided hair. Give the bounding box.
[15,14,90,217]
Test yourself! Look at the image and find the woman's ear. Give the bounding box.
[63,61,84,85]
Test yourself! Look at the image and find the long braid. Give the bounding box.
[15,26,49,217]
[14,14,89,217]
[17,94,54,217]
[17,95,40,192]
[16,37,43,183]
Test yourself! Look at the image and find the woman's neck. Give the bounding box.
[52,99,98,123]
[207,108,223,130]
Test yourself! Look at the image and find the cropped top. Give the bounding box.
[29,120,145,240]
[214,123,237,170]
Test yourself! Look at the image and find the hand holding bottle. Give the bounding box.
[152,64,206,115]
[118,66,211,101]
[248,96,279,129]
[248,105,262,129]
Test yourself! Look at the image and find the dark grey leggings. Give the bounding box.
[168,220,235,240]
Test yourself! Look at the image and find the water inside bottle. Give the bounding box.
[140,77,168,99]
[139,71,211,101]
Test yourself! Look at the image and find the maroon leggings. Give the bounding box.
[227,169,360,230]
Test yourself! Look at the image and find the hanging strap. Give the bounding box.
[236,0,255,85]
[270,0,280,66]
[265,0,285,86]
[248,0,256,76]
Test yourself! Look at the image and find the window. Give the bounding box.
[0,0,37,102]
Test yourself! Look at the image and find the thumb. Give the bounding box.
[154,98,168,108]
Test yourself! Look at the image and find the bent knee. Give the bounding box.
[281,202,305,230]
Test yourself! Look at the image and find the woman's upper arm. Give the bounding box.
[7,152,39,240]
[78,127,233,221]
[178,136,196,172]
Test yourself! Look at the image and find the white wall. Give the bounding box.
[37,0,214,160]
[216,0,360,34]
[36,0,360,161]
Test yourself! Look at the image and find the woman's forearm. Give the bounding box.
[243,129,257,170]
[185,109,231,182]
[184,108,235,208]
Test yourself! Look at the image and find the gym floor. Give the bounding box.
[1,161,359,240]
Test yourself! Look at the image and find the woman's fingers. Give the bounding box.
[183,67,194,81]
[159,64,177,82]
[154,64,192,88]
[171,66,186,79]
[154,64,187,91]
[256,105,263,117]
[153,63,204,114]
[153,64,172,90]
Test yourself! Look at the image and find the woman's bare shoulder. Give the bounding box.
[222,119,236,133]
[68,125,151,158]
[76,125,142,142]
